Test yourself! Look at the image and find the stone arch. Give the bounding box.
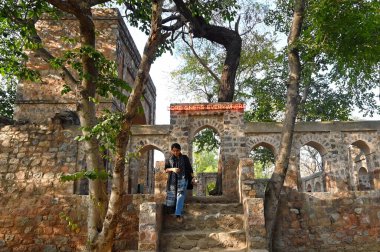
[131,138,169,156]
[128,138,169,194]
[252,142,276,156]
[351,140,371,155]
[189,122,223,141]
[303,141,328,156]
[298,138,328,192]
[190,124,221,196]
[249,142,276,179]
[358,167,371,190]
[136,144,166,194]
[315,182,322,192]
[306,184,312,192]
[296,134,330,157]
[138,143,166,154]
[246,135,280,157]
[348,139,374,191]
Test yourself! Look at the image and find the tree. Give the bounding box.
[0,77,16,119]
[172,0,380,122]
[170,1,277,104]
[147,0,243,195]
[193,149,218,173]
[263,0,305,250]
[265,0,380,120]
[249,146,275,179]
[264,0,379,250]
[171,0,242,102]
[1,0,168,251]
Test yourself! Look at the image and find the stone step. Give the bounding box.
[164,248,247,252]
[183,202,243,215]
[163,213,244,232]
[187,196,239,204]
[160,230,246,251]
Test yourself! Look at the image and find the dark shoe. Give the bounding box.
[176,215,183,223]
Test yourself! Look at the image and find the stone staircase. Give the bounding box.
[160,196,247,252]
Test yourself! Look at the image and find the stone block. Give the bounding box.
[138,242,156,251]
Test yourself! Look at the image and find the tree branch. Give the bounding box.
[47,0,80,15]
[6,7,79,91]
[89,0,111,6]
[162,14,181,24]
[162,20,184,32]
[235,15,241,33]
[182,37,222,86]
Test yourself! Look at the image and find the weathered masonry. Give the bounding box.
[14,8,156,125]
[1,101,380,251]
[129,103,380,196]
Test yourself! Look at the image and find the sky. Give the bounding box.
[126,25,178,125]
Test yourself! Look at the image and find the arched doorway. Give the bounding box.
[349,140,373,191]
[300,141,327,192]
[249,143,275,179]
[358,167,371,191]
[191,127,220,196]
[129,145,165,194]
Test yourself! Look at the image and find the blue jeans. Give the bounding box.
[175,179,188,216]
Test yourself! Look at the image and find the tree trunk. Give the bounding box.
[47,0,109,242]
[90,1,167,251]
[263,0,305,251]
[172,0,242,102]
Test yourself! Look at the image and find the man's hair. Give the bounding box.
[171,143,181,150]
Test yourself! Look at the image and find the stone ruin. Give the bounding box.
[1,8,380,252]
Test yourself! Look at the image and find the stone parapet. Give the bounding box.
[275,190,380,251]
[138,202,162,252]
[244,198,268,251]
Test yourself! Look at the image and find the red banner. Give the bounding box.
[168,103,245,111]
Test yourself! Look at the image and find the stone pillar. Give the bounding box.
[138,202,162,251]
[238,158,255,203]
[154,161,167,204]
[370,130,380,189]
[328,130,349,193]
[244,198,268,251]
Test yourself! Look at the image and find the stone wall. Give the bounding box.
[2,102,380,251]
[0,123,153,251]
[244,121,380,192]
[195,172,218,196]
[275,191,380,251]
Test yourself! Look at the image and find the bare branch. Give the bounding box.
[162,14,181,24]
[162,20,184,32]
[182,36,222,86]
[235,15,241,33]
[163,6,177,12]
